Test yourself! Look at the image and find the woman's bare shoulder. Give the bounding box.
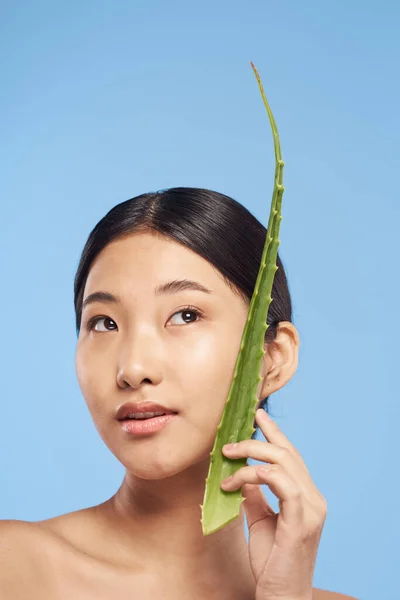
[1,520,359,600]
[0,519,40,553]
[0,520,48,596]
[313,588,359,600]
[0,512,95,563]
[0,519,49,561]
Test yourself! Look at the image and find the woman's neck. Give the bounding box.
[96,458,256,595]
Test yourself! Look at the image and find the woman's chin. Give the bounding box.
[120,451,212,482]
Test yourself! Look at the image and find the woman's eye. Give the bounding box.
[86,307,202,333]
[169,307,202,326]
[87,316,116,332]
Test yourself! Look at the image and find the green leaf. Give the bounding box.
[200,62,284,535]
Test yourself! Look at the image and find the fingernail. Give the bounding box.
[221,476,233,487]
[259,465,271,473]
[258,409,272,421]
[224,443,237,451]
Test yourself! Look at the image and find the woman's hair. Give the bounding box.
[74,187,293,440]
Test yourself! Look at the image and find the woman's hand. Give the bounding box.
[221,409,327,600]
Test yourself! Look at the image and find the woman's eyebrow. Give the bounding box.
[155,279,213,296]
[82,279,214,311]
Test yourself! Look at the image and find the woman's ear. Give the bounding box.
[256,322,300,404]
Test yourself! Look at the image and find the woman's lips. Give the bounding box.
[119,414,177,436]
[116,401,176,421]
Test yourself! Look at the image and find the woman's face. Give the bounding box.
[75,231,265,480]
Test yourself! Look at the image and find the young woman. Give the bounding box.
[0,188,357,599]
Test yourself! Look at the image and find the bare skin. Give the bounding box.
[0,231,357,599]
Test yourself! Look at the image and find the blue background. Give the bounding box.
[1,2,399,598]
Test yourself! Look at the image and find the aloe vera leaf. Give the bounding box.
[200,62,284,536]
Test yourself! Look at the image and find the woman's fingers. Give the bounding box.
[222,410,326,509]
[254,409,310,469]
[223,438,309,480]
[221,463,304,527]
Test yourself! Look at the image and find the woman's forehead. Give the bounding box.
[84,233,233,300]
